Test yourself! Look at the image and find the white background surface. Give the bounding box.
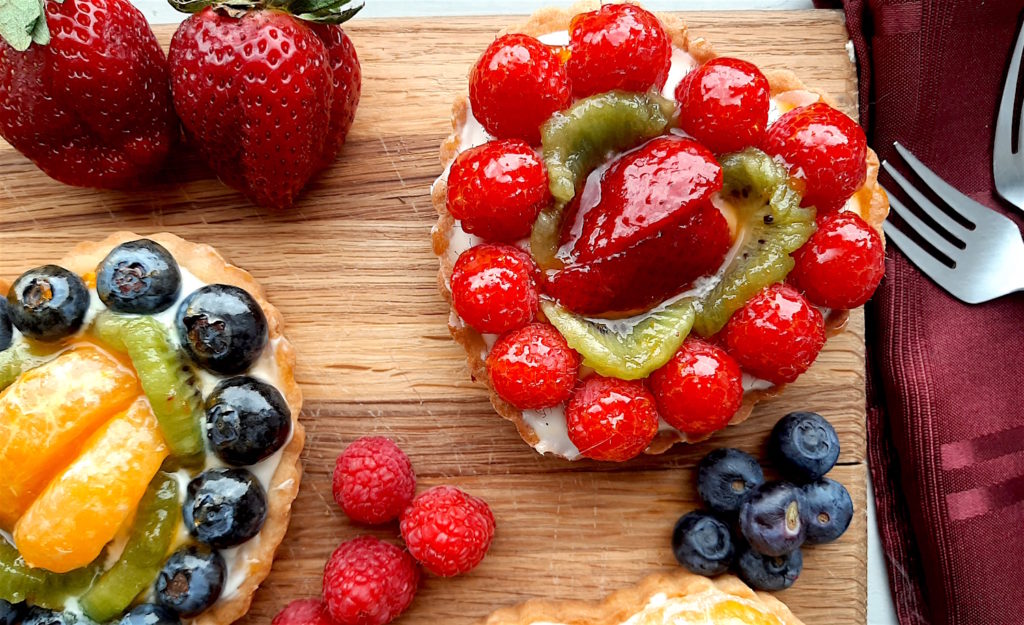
[135,1,899,623]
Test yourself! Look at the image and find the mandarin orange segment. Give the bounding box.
[13,397,169,573]
[706,598,784,625]
[0,346,140,529]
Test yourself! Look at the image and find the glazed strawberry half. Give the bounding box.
[546,137,729,315]
[167,0,363,209]
[0,0,176,189]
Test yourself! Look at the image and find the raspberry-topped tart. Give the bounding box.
[0,233,303,625]
[431,2,889,461]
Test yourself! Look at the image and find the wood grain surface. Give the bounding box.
[0,10,866,625]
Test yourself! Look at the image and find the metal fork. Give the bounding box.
[994,17,1024,210]
[881,142,1024,304]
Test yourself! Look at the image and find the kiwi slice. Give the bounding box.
[692,149,817,337]
[80,473,180,622]
[533,90,675,269]
[542,298,695,380]
[0,342,58,391]
[91,311,204,460]
[0,540,100,609]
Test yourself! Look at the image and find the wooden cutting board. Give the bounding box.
[0,10,867,625]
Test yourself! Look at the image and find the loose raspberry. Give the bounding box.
[648,337,744,436]
[486,323,580,410]
[322,536,419,625]
[451,244,540,334]
[789,211,885,309]
[722,283,826,385]
[469,34,571,144]
[763,102,867,212]
[566,375,658,462]
[400,486,496,577]
[333,437,416,525]
[567,3,671,98]
[272,599,334,625]
[446,139,551,241]
[677,58,770,154]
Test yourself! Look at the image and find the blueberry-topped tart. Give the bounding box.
[431,1,890,461]
[0,232,303,625]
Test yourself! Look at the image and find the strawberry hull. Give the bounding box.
[544,202,730,315]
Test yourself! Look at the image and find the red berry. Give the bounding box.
[486,323,580,410]
[567,3,671,98]
[763,102,867,212]
[566,376,659,462]
[789,212,885,309]
[272,599,334,625]
[400,486,496,577]
[322,536,419,625]
[333,437,416,525]
[722,283,826,385]
[451,244,539,334]
[446,139,551,241]
[648,338,744,436]
[469,34,571,144]
[677,58,770,154]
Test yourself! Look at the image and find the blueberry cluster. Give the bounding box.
[672,412,853,592]
[1,239,293,623]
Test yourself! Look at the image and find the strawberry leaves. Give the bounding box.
[168,0,363,23]
[0,0,60,52]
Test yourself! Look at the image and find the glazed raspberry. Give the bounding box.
[333,437,416,525]
[322,536,419,625]
[648,338,744,436]
[677,58,771,154]
[400,486,496,577]
[567,3,672,98]
[486,323,580,410]
[789,212,885,309]
[722,283,826,385]
[451,244,540,334]
[469,34,572,144]
[763,102,867,212]
[566,376,659,462]
[272,599,334,625]
[446,139,551,241]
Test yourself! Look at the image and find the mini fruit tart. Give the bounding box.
[479,569,803,625]
[431,1,889,461]
[0,232,303,625]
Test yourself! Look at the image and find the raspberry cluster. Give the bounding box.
[272,437,496,625]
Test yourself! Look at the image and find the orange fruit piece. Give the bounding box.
[13,397,169,573]
[0,346,140,530]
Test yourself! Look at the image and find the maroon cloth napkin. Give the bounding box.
[814,1,1024,623]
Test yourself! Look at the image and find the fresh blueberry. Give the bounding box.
[768,411,840,482]
[6,266,89,342]
[118,604,181,625]
[737,545,803,591]
[155,545,226,618]
[19,607,83,625]
[800,477,853,544]
[176,285,268,375]
[671,510,735,576]
[205,376,291,466]
[739,481,805,557]
[697,448,765,515]
[184,468,267,548]
[0,600,23,625]
[97,240,182,314]
[0,299,12,352]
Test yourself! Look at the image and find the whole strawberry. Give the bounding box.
[167,0,362,209]
[0,0,176,189]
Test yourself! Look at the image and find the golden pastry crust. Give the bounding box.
[431,2,889,458]
[478,569,803,625]
[60,232,304,625]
